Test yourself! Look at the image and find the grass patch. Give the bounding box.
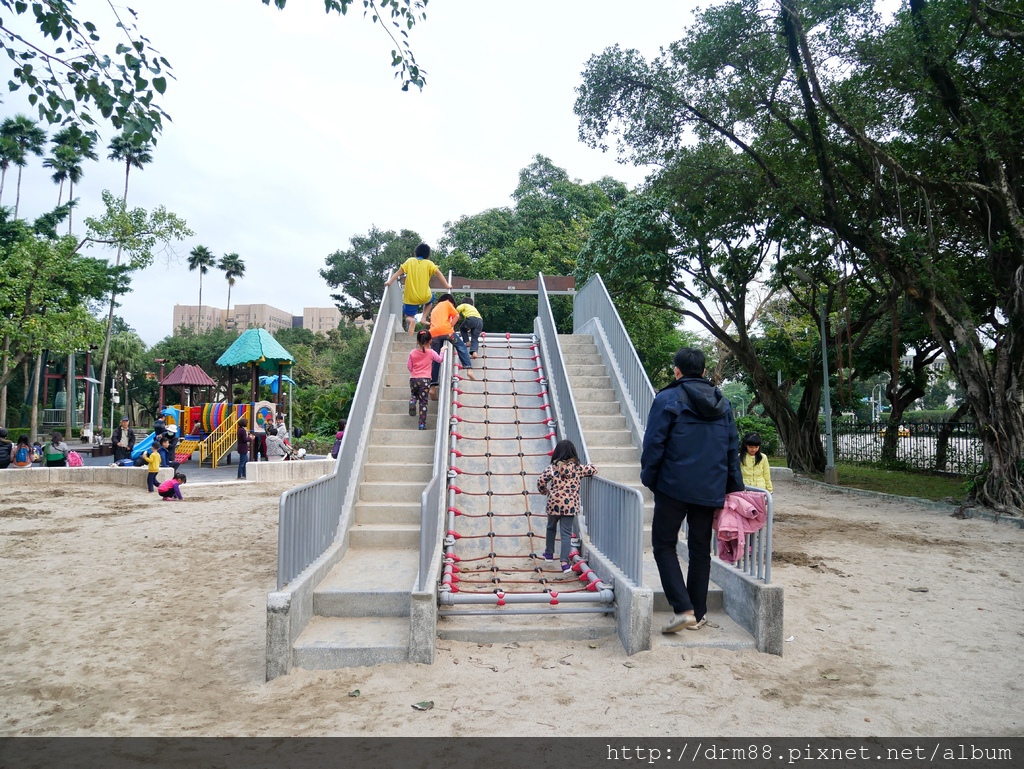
[767,458,965,502]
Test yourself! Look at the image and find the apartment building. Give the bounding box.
[173,304,349,337]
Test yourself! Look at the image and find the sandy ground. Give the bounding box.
[1,476,1023,737]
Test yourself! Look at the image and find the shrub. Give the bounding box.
[736,415,779,455]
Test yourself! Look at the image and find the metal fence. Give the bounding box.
[537,274,645,586]
[573,274,655,434]
[276,284,401,589]
[417,339,454,591]
[829,418,984,476]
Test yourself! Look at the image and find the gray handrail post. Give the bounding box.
[276,283,401,590]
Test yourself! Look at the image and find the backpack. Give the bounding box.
[330,436,343,459]
[14,445,30,465]
[67,450,84,467]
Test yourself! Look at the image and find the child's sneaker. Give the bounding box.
[561,562,572,573]
[539,551,553,561]
[409,400,417,417]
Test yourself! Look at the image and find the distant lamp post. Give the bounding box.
[871,382,886,424]
[109,383,119,438]
[154,358,167,411]
[792,266,838,485]
[733,395,747,418]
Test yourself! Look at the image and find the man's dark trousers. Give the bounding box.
[651,490,715,621]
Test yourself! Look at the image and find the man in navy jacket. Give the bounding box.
[641,347,744,633]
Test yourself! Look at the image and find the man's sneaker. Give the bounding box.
[561,562,573,573]
[539,551,553,561]
[661,612,698,633]
[686,616,708,631]
[409,400,417,417]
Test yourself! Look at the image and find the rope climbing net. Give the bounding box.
[440,332,613,610]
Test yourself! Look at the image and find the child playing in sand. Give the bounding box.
[143,442,162,492]
[407,330,444,430]
[157,472,187,501]
[536,439,598,573]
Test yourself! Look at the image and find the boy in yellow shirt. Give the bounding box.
[143,442,163,493]
[384,243,452,335]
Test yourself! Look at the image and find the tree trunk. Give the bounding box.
[935,403,970,473]
[0,334,9,427]
[14,165,23,217]
[29,352,42,443]
[880,382,926,465]
[65,353,74,438]
[97,167,134,443]
[923,299,1024,513]
[68,178,74,234]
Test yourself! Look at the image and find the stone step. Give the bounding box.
[354,501,420,526]
[580,413,626,431]
[642,551,725,612]
[570,375,612,390]
[379,398,438,415]
[349,522,420,548]
[565,364,606,377]
[436,611,618,644]
[369,428,436,447]
[570,388,616,402]
[362,462,432,483]
[292,616,410,669]
[313,548,419,617]
[585,429,633,447]
[367,444,436,464]
[587,446,640,463]
[358,481,425,503]
[570,400,621,415]
[558,334,594,347]
[651,608,757,652]
[598,463,642,487]
[562,352,600,365]
[375,413,439,430]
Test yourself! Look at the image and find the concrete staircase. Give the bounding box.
[558,334,755,651]
[291,331,437,668]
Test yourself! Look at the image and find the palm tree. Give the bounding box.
[108,331,146,421]
[97,131,154,443]
[219,253,246,327]
[0,135,20,207]
[51,126,98,232]
[187,245,217,331]
[107,132,153,203]
[42,144,78,207]
[0,115,47,217]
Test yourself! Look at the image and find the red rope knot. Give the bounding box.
[446,529,461,540]
[548,591,559,606]
[449,485,463,494]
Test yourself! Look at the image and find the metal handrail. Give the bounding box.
[537,274,645,585]
[576,274,774,584]
[417,329,454,591]
[574,274,655,432]
[207,408,245,469]
[276,283,401,589]
[719,486,774,584]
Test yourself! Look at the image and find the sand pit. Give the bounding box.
[1,476,1022,736]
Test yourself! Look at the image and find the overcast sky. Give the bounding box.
[7,0,700,346]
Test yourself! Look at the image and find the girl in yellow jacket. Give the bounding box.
[739,432,772,492]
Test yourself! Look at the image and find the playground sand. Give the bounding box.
[1,476,1022,737]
